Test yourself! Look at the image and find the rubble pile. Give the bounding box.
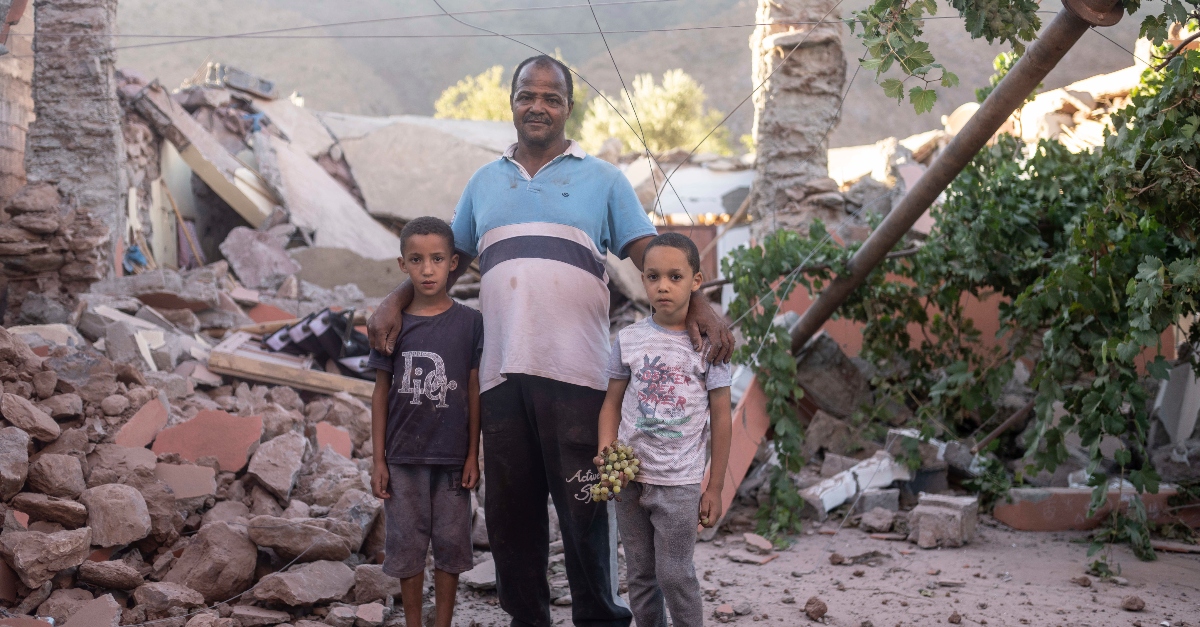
[0,316,525,626]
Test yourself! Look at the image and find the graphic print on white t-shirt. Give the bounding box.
[632,355,694,438]
[397,351,457,408]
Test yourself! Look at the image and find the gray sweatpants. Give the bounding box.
[615,481,703,627]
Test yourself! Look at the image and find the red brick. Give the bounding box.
[114,398,168,448]
[11,511,28,528]
[993,487,1200,532]
[315,422,353,459]
[151,410,263,473]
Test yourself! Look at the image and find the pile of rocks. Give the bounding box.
[0,323,473,626]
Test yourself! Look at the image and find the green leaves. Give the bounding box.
[909,86,938,114]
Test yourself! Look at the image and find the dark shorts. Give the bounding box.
[383,464,474,579]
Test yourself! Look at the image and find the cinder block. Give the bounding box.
[854,488,899,514]
[907,493,978,549]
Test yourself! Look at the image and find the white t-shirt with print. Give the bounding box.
[605,318,732,486]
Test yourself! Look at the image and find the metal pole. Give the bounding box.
[789,0,1123,354]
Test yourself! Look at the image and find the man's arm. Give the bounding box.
[623,235,734,364]
[700,386,732,527]
[367,259,473,355]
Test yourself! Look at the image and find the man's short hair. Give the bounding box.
[510,55,574,106]
[644,232,701,275]
[400,217,455,254]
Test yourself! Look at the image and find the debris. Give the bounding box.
[859,507,895,533]
[77,560,144,590]
[208,332,374,400]
[803,411,853,458]
[743,532,774,554]
[794,332,873,420]
[948,611,962,624]
[800,451,911,516]
[151,409,264,473]
[460,559,497,590]
[855,488,900,514]
[1070,575,1092,587]
[354,564,403,604]
[1121,595,1145,612]
[804,596,828,621]
[247,431,309,500]
[27,454,86,498]
[35,588,93,625]
[113,397,168,448]
[79,484,151,547]
[10,493,88,528]
[247,515,357,562]
[0,427,30,500]
[728,550,779,565]
[154,463,217,502]
[60,593,121,627]
[992,487,1199,531]
[1149,540,1200,553]
[251,560,356,606]
[164,521,256,602]
[316,422,354,459]
[0,527,92,588]
[938,580,966,588]
[230,606,291,627]
[714,603,737,622]
[868,533,908,541]
[907,494,978,549]
[2,392,61,442]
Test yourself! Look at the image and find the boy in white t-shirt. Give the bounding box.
[597,232,733,627]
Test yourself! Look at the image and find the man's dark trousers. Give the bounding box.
[482,374,632,627]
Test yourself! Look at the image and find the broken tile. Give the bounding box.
[151,409,263,472]
[114,397,169,448]
[315,421,353,459]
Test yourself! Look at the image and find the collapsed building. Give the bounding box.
[0,0,1197,625]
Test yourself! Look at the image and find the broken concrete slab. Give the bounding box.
[801,451,911,516]
[219,226,300,290]
[90,269,221,312]
[267,134,401,260]
[802,410,852,459]
[164,521,256,603]
[290,247,407,299]
[79,484,152,547]
[460,558,496,590]
[0,527,92,588]
[251,97,335,158]
[151,409,263,473]
[907,493,978,549]
[249,560,355,606]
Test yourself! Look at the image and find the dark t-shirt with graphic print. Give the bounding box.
[366,302,484,465]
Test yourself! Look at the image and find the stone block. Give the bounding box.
[41,393,83,418]
[794,332,873,419]
[247,431,308,500]
[247,515,357,562]
[859,507,895,533]
[460,558,496,590]
[219,226,301,290]
[854,488,899,514]
[151,409,263,473]
[802,411,852,459]
[10,493,88,528]
[906,494,978,549]
[250,560,355,606]
[354,564,402,604]
[164,522,256,603]
[0,527,92,588]
[819,452,859,478]
[0,426,30,500]
[28,453,85,498]
[1,392,61,442]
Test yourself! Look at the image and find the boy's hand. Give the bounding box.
[699,487,722,528]
[371,460,390,499]
[462,457,480,490]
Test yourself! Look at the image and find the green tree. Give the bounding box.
[433,61,589,138]
[579,69,730,155]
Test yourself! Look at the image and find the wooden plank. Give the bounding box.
[1151,540,1200,554]
[207,332,373,400]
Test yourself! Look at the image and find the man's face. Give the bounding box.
[511,62,572,146]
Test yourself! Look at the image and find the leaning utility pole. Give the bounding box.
[790,0,1124,354]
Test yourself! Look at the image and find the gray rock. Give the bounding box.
[354,564,403,603]
[28,453,86,498]
[164,521,257,603]
[854,488,900,514]
[794,332,873,420]
[859,507,895,533]
[201,500,250,526]
[250,560,356,606]
[86,443,157,487]
[294,447,370,508]
[2,392,61,441]
[41,393,84,418]
[0,526,92,587]
[907,494,978,549]
[247,515,358,562]
[80,483,152,547]
[0,426,30,500]
[78,559,145,590]
[247,431,309,500]
[37,588,94,625]
[100,394,130,416]
[460,558,496,590]
[132,582,206,615]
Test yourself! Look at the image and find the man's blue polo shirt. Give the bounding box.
[450,140,656,392]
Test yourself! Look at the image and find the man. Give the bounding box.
[367,55,733,627]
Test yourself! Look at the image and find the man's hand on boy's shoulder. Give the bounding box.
[685,294,734,364]
[371,460,390,499]
[461,458,480,490]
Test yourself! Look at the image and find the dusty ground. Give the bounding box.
[450,520,1199,627]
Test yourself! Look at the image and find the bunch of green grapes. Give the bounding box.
[590,441,640,502]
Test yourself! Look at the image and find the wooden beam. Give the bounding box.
[207,332,373,401]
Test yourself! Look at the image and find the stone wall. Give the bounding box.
[0,0,125,322]
[748,0,846,238]
[0,6,33,205]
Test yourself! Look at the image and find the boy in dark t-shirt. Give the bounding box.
[367,217,484,627]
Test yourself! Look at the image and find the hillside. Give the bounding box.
[117,0,1148,148]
